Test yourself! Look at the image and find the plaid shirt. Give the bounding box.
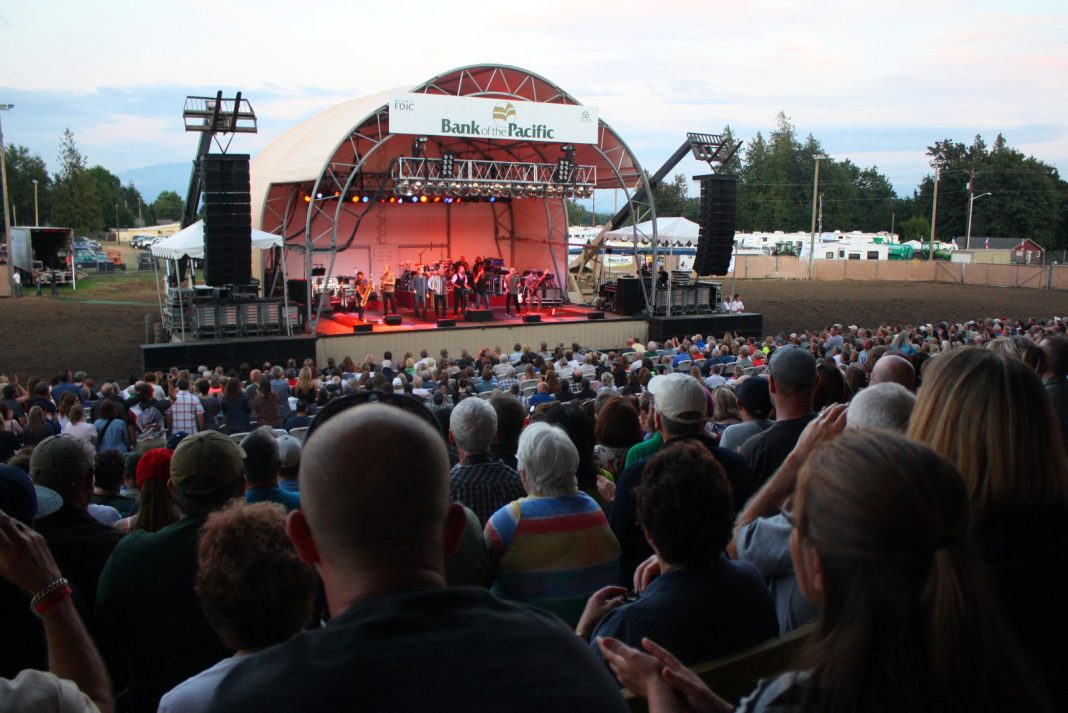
[497,377,519,392]
[450,455,526,527]
[170,390,204,434]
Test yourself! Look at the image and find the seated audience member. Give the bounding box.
[97,431,243,713]
[486,422,620,626]
[29,436,124,643]
[275,434,302,493]
[707,386,743,440]
[0,508,114,713]
[23,405,57,447]
[489,393,525,470]
[601,431,1049,712]
[578,442,776,667]
[869,352,916,391]
[113,448,179,534]
[811,360,848,410]
[845,381,915,432]
[718,377,773,451]
[90,450,137,518]
[93,399,129,454]
[1038,335,1068,452]
[527,381,554,408]
[158,502,317,713]
[282,400,312,432]
[209,404,627,712]
[128,385,166,453]
[120,451,140,501]
[448,397,525,527]
[739,346,817,489]
[609,374,750,584]
[241,427,300,512]
[907,346,1068,700]
[536,402,605,506]
[593,396,643,479]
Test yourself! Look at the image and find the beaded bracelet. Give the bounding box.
[30,577,72,618]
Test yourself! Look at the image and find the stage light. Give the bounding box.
[419,195,429,203]
[412,180,424,192]
[489,196,496,203]
[433,196,442,203]
[316,192,323,199]
[389,197,397,203]
[409,196,418,203]
[334,190,341,197]
[444,197,453,203]
[455,197,463,203]
[304,195,311,203]
[441,151,455,178]
[362,196,370,203]
[351,195,360,203]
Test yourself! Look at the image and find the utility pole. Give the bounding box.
[32,179,39,226]
[0,104,13,293]
[928,161,941,260]
[807,155,827,278]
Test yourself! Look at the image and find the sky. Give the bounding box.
[1,0,1065,202]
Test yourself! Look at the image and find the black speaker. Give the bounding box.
[384,315,402,326]
[693,174,737,276]
[615,277,644,315]
[465,309,493,322]
[287,279,309,305]
[202,154,252,287]
[523,314,541,323]
[353,323,373,333]
[436,319,456,328]
[586,311,605,320]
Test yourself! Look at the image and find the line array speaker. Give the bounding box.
[202,154,252,287]
[693,174,737,277]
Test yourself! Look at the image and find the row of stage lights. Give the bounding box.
[303,191,498,205]
[394,179,595,200]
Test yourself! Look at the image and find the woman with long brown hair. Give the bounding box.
[907,346,1068,696]
[114,448,180,533]
[601,431,1049,712]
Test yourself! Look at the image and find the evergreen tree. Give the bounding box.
[50,129,102,234]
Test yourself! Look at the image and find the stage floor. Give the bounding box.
[315,304,625,336]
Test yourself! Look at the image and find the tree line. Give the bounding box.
[3,129,184,236]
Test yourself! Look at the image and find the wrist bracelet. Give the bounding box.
[30,577,72,617]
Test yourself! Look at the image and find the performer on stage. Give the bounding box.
[452,255,470,275]
[505,267,523,316]
[451,264,470,316]
[411,266,430,321]
[472,257,491,310]
[354,270,372,321]
[380,264,397,315]
[429,267,448,318]
[525,270,546,311]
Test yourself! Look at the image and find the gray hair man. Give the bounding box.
[448,397,524,527]
[847,382,916,432]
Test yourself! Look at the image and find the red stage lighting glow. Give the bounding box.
[351,195,360,203]
[389,197,397,203]
[433,196,442,203]
[303,195,311,203]
[455,197,462,203]
[419,195,429,203]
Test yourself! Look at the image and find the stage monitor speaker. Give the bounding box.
[693,174,737,277]
[615,277,645,315]
[436,319,456,328]
[523,314,542,323]
[586,311,605,320]
[353,324,373,333]
[383,315,402,326]
[465,309,493,323]
[202,154,252,287]
[286,279,309,305]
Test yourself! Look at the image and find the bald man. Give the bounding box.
[869,353,916,392]
[210,405,626,712]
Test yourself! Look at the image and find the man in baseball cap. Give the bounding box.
[97,429,244,712]
[738,346,818,488]
[609,373,752,583]
[719,377,774,451]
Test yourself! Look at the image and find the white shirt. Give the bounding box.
[12,272,20,285]
[158,656,241,713]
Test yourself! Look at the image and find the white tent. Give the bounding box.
[150,220,283,260]
[604,216,701,242]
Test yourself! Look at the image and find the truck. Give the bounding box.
[10,226,75,284]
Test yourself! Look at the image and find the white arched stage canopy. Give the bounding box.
[250,64,658,330]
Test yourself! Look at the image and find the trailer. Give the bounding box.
[10,226,75,284]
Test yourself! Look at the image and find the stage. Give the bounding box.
[141,304,763,372]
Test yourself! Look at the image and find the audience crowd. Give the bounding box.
[1,312,1067,712]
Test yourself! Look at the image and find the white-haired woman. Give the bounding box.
[485,422,621,627]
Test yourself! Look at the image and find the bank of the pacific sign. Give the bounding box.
[389,93,598,145]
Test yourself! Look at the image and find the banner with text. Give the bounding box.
[389,93,598,144]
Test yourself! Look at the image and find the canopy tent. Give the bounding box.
[150,220,283,260]
[604,217,701,243]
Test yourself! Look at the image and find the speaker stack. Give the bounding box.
[202,154,252,287]
[614,277,645,315]
[693,174,737,277]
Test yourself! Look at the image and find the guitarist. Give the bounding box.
[450,264,471,316]
[525,270,548,311]
[353,270,372,322]
[472,257,491,310]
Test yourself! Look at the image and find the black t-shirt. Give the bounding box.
[210,587,628,712]
[738,414,816,492]
[26,396,56,415]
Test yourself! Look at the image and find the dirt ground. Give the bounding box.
[2,279,1067,383]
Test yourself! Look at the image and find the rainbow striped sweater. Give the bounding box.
[486,492,620,627]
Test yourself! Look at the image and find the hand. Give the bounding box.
[596,474,616,503]
[576,585,627,638]
[792,402,848,462]
[0,510,62,595]
[641,638,724,713]
[597,636,664,698]
[633,554,662,594]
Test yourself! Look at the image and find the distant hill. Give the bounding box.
[118,162,191,203]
